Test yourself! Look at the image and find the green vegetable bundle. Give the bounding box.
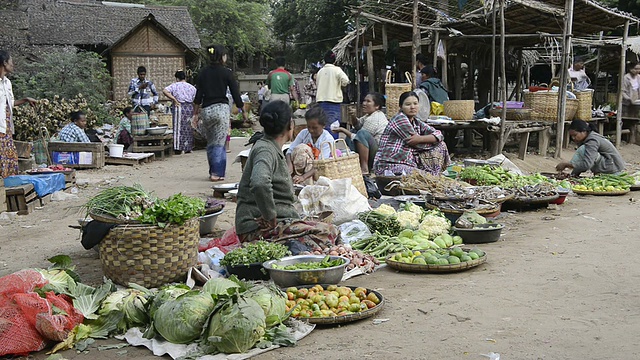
[83,185,153,220]
[271,255,343,270]
[137,193,205,227]
[357,210,403,237]
[220,241,291,267]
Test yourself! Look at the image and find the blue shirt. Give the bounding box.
[286,129,334,159]
[59,123,90,143]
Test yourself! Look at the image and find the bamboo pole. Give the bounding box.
[616,20,630,148]
[432,31,440,69]
[355,14,361,105]
[498,0,508,154]
[412,0,420,86]
[515,49,523,101]
[593,31,603,107]
[490,3,497,104]
[555,0,575,159]
[367,41,375,93]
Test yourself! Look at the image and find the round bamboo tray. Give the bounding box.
[385,250,487,273]
[99,218,199,288]
[425,200,500,215]
[288,285,385,325]
[505,193,559,205]
[630,185,640,191]
[573,189,630,196]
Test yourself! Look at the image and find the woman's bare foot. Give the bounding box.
[210,176,225,182]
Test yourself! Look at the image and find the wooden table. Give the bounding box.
[431,120,552,159]
[562,117,607,148]
[132,133,173,160]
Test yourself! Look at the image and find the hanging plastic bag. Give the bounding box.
[338,220,372,244]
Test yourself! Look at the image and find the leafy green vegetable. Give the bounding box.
[358,210,403,237]
[205,296,266,354]
[220,241,290,267]
[98,289,150,333]
[154,290,216,344]
[246,284,287,328]
[38,269,76,294]
[271,255,343,270]
[142,284,190,339]
[83,184,153,220]
[137,193,205,227]
[69,281,115,320]
[202,277,241,297]
[258,323,297,348]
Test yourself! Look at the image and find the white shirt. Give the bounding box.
[0,76,14,134]
[286,129,335,159]
[316,64,350,103]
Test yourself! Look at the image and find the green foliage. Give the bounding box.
[11,49,111,107]
[138,193,205,227]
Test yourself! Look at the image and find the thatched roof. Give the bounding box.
[1,0,201,50]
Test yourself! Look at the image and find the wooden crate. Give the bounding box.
[0,178,6,212]
[6,184,38,215]
[48,142,105,169]
[14,141,32,159]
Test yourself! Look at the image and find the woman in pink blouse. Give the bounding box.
[163,70,197,153]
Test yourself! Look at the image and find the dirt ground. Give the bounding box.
[2,138,640,360]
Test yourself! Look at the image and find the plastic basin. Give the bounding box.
[454,223,504,244]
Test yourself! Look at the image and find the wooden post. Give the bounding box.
[490,3,497,104]
[355,14,361,105]
[432,31,440,68]
[441,40,448,90]
[554,0,574,159]
[367,41,375,93]
[382,24,388,52]
[593,31,604,106]
[515,49,523,101]
[411,0,420,85]
[455,55,462,100]
[616,20,630,148]
[467,56,475,100]
[497,0,508,154]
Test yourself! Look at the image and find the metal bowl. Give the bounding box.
[199,210,223,236]
[263,255,349,287]
[454,223,504,244]
[146,126,168,135]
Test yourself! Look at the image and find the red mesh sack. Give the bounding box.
[0,270,47,297]
[36,313,71,342]
[45,292,84,327]
[12,292,51,327]
[0,305,47,356]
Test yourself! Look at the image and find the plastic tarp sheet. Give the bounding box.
[3,174,65,197]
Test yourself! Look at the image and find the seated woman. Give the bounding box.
[556,119,625,176]
[58,111,90,143]
[285,105,334,184]
[335,92,388,174]
[116,107,133,148]
[373,91,450,176]
[235,100,339,250]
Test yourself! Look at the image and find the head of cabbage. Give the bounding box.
[153,290,216,344]
[206,296,266,354]
[246,285,287,328]
[98,289,149,333]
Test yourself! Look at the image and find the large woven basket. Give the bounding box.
[444,100,475,120]
[384,70,412,117]
[314,139,367,196]
[99,218,199,288]
[574,90,594,120]
[523,91,579,122]
[488,108,532,121]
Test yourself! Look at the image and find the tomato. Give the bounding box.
[286,292,295,301]
[327,285,338,291]
[336,287,352,297]
[296,288,309,298]
[349,295,360,304]
[362,300,376,309]
[354,287,367,299]
[348,303,361,312]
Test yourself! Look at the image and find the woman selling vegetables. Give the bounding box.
[373,91,450,176]
[556,120,625,176]
[235,100,339,250]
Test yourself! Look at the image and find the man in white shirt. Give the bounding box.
[316,51,350,139]
[568,57,591,91]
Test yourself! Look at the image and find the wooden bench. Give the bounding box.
[105,152,156,166]
[0,178,6,212]
[132,134,173,160]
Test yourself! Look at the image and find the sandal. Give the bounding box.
[210,176,225,182]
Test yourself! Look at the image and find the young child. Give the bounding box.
[285,105,335,185]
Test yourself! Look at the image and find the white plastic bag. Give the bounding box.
[298,176,371,225]
[338,220,372,244]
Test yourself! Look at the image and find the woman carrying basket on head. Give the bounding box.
[194,45,247,182]
[235,100,339,250]
[163,70,196,154]
[373,91,450,176]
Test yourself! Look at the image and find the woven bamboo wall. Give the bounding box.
[111,24,186,101]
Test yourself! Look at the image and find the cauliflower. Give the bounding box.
[373,204,396,216]
[396,210,421,229]
[418,215,451,239]
[402,202,424,219]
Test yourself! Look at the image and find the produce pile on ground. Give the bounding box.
[393,171,469,196]
[0,256,300,357]
[220,241,291,267]
[301,244,379,274]
[285,285,381,319]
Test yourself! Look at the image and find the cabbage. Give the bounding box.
[142,284,190,339]
[206,296,266,353]
[203,277,241,297]
[98,289,149,332]
[154,290,216,344]
[246,285,287,328]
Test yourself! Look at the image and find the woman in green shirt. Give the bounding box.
[235,101,338,250]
